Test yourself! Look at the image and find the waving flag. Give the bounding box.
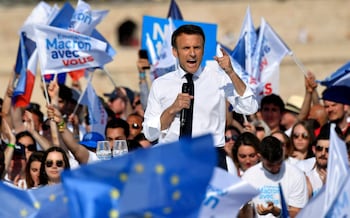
[149,18,177,80]
[324,123,349,213]
[61,134,216,218]
[319,61,350,87]
[199,167,259,218]
[231,6,257,72]
[279,183,290,218]
[250,18,291,99]
[79,81,107,136]
[34,25,112,75]
[167,0,183,20]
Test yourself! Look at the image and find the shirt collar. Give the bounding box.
[177,64,203,80]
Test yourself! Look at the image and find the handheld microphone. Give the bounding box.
[180,83,190,127]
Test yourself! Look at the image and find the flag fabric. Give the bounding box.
[167,0,183,20]
[231,33,246,69]
[149,18,177,81]
[199,167,259,218]
[43,73,67,84]
[319,61,350,87]
[34,24,112,75]
[233,7,258,72]
[250,18,291,100]
[278,183,290,218]
[13,33,38,107]
[0,182,69,218]
[296,186,326,218]
[325,171,350,217]
[79,81,107,136]
[61,134,216,218]
[324,123,349,213]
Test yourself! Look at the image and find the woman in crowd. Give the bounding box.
[231,132,260,177]
[25,151,44,189]
[39,147,70,186]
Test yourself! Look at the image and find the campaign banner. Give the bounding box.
[141,15,217,66]
[34,24,112,75]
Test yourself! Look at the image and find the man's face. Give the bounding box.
[314,139,329,169]
[261,157,283,174]
[106,127,127,147]
[108,98,126,114]
[323,100,346,122]
[261,103,282,131]
[172,33,204,74]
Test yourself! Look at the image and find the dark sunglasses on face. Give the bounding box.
[225,135,238,142]
[292,132,309,140]
[315,145,329,153]
[17,142,37,152]
[131,123,141,130]
[45,160,64,168]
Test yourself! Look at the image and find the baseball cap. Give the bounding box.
[322,85,350,105]
[79,132,105,149]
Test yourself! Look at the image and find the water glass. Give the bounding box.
[112,140,128,157]
[96,141,112,160]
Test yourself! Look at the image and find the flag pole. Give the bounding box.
[291,52,308,77]
[71,72,93,116]
[102,67,117,88]
[41,74,50,105]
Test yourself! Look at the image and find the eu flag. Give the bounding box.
[62,134,216,218]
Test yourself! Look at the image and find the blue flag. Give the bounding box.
[279,183,290,218]
[0,182,69,218]
[167,0,183,20]
[319,61,350,87]
[61,134,216,218]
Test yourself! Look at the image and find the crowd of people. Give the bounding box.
[0,24,349,217]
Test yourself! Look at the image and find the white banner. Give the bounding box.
[34,24,112,75]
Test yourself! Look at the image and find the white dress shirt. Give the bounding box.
[143,65,258,147]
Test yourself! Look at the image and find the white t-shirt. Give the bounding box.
[242,162,308,218]
[288,157,315,173]
[306,167,324,197]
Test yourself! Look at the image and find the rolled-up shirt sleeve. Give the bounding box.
[227,84,258,115]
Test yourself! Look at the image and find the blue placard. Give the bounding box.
[141,15,217,66]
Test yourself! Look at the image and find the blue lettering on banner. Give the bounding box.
[46,38,91,51]
[71,11,92,25]
[203,196,220,209]
[206,184,228,196]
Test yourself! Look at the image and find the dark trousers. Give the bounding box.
[216,147,227,171]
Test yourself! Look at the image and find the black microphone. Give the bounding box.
[180,83,190,127]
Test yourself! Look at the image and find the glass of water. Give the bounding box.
[112,140,128,157]
[96,141,112,160]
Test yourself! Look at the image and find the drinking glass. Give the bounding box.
[112,140,128,157]
[96,141,112,160]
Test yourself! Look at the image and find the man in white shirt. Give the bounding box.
[143,24,258,170]
[242,136,308,217]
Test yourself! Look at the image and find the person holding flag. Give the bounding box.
[143,24,258,170]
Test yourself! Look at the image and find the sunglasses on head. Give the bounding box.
[17,142,36,152]
[131,123,141,130]
[315,145,329,153]
[225,135,238,142]
[45,160,64,168]
[292,132,309,140]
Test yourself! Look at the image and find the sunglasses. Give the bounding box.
[315,145,329,153]
[292,132,309,140]
[225,135,238,142]
[45,160,64,168]
[131,123,141,130]
[17,142,37,152]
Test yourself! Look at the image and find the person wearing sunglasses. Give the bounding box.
[289,120,316,172]
[39,147,70,186]
[306,123,331,198]
[15,131,37,162]
[126,113,144,140]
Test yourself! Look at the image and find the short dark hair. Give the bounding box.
[171,24,205,48]
[260,94,285,112]
[105,118,130,138]
[260,136,283,162]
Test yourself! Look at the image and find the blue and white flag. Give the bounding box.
[250,18,291,100]
[199,167,259,218]
[34,24,112,75]
[149,18,177,81]
[324,123,349,213]
[319,61,350,88]
[296,186,326,218]
[79,81,107,136]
